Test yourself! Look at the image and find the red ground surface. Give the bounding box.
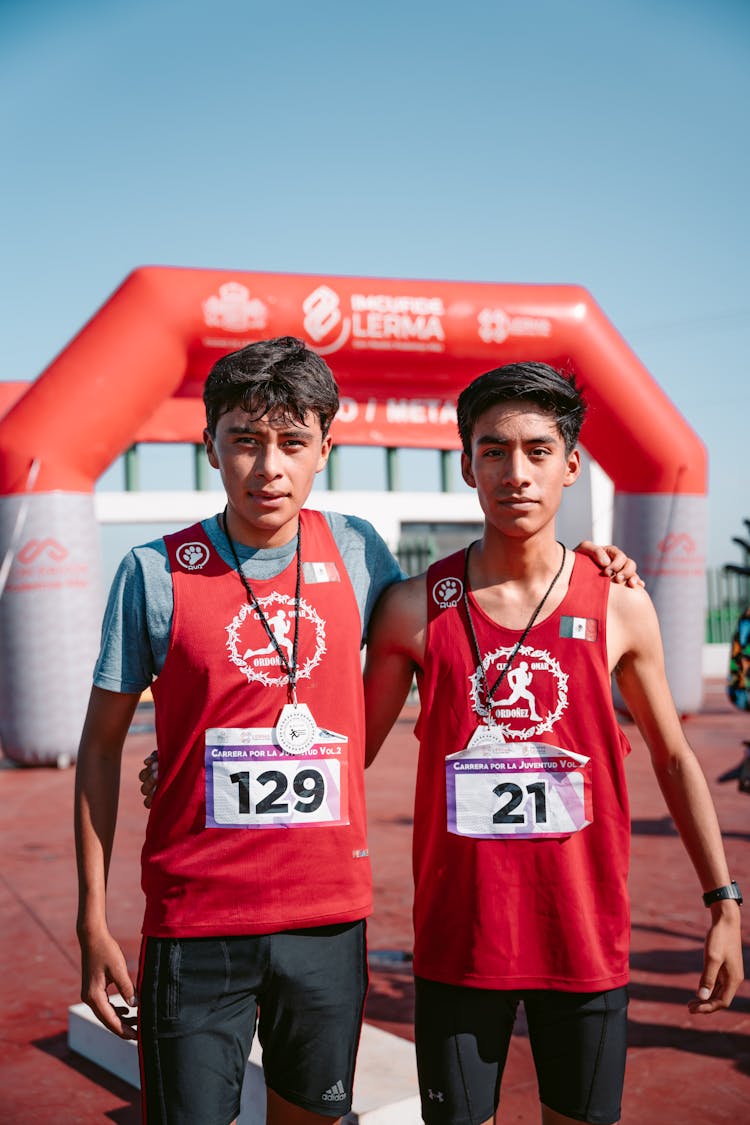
[1,681,748,1123]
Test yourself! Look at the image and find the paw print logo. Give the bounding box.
[432,576,463,608]
[176,542,210,571]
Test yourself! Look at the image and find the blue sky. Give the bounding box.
[1,0,748,567]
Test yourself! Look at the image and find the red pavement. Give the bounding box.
[1,681,749,1123]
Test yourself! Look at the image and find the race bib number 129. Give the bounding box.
[446,740,591,840]
[205,727,349,829]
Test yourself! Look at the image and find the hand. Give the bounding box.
[139,750,159,808]
[687,907,744,1014]
[79,927,138,1039]
[575,541,645,587]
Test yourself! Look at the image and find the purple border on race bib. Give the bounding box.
[205,742,346,828]
[446,752,590,839]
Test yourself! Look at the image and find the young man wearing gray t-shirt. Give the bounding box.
[75,337,402,1125]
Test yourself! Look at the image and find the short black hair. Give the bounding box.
[203,336,339,436]
[457,361,586,455]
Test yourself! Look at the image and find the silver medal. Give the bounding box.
[467,723,510,750]
[276,703,318,755]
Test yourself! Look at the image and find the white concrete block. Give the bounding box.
[68,1002,140,1088]
[68,1001,421,1125]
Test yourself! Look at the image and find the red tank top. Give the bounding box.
[142,510,371,937]
[413,551,631,990]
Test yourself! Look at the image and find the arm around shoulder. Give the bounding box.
[363,575,426,767]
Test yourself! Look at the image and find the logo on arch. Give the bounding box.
[10,536,88,592]
[302,285,351,355]
[477,307,551,345]
[176,542,211,570]
[17,538,68,564]
[202,282,268,333]
[645,530,704,579]
[657,532,696,556]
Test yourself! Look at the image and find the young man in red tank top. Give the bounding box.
[75,338,394,1125]
[364,362,743,1125]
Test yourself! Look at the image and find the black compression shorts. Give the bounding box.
[138,921,368,1125]
[415,977,628,1125]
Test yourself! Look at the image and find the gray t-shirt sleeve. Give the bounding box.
[93,539,172,694]
[93,511,405,693]
[322,511,405,641]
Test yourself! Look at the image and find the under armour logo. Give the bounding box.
[428,1089,445,1102]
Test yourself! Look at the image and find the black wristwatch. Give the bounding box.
[702,880,743,907]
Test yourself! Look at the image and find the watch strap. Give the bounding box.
[702,880,743,907]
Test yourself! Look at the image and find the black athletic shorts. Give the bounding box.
[415,977,628,1125]
[138,921,368,1125]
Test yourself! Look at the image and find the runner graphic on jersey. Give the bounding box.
[468,644,569,740]
[493,661,542,721]
[242,609,294,663]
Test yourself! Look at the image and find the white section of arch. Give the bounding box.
[93,451,614,552]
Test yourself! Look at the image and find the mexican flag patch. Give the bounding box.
[302,561,341,583]
[560,616,598,641]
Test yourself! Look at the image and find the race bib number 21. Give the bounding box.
[446,739,591,840]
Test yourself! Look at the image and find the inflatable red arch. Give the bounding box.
[0,267,707,764]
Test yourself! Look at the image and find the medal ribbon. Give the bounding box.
[221,507,302,702]
[462,541,566,721]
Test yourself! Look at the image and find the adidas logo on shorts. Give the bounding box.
[322,1080,347,1102]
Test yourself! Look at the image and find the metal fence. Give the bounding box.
[706,566,750,643]
[395,537,437,577]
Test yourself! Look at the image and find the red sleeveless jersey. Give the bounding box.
[142,510,371,937]
[413,551,632,990]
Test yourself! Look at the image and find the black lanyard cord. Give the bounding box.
[462,541,566,716]
[221,507,302,700]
